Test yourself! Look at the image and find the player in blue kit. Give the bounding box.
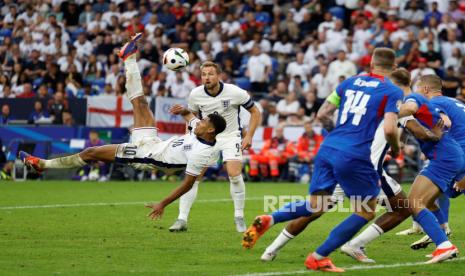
[242,48,403,272]
[400,75,465,263]
[409,75,465,250]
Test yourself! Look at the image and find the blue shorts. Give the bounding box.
[420,155,465,193]
[309,147,380,199]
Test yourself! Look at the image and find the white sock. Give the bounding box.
[437,241,453,249]
[266,229,295,253]
[42,154,86,169]
[124,57,144,101]
[413,221,423,231]
[312,252,325,260]
[229,175,245,218]
[178,181,199,222]
[349,224,384,248]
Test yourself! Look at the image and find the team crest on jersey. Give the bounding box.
[222,100,230,109]
[183,144,192,151]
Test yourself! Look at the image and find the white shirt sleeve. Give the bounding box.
[399,115,415,127]
[232,86,254,109]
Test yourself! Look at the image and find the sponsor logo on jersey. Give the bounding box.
[222,100,230,109]
[183,144,192,151]
[354,78,380,88]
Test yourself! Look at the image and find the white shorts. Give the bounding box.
[114,127,185,174]
[216,133,242,162]
[378,170,403,198]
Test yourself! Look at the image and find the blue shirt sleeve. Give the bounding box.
[384,86,403,114]
[404,93,421,107]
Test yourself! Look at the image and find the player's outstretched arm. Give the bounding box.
[384,112,401,157]
[405,119,443,142]
[169,104,195,123]
[145,174,197,220]
[242,105,261,150]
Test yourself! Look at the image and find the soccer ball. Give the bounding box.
[163,48,189,71]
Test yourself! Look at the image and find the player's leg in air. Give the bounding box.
[20,33,154,173]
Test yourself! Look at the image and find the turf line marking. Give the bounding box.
[231,257,465,276]
[0,197,264,210]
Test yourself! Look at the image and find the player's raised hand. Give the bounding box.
[145,203,164,220]
[169,104,186,115]
[242,135,252,150]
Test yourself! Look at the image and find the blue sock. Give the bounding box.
[316,214,368,257]
[432,209,446,226]
[437,194,450,223]
[415,208,448,246]
[271,200,312,224]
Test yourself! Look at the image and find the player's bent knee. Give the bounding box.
[81,147,98,161]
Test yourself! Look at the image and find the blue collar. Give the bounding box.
[204,82,224,97]
[197,136,216,146]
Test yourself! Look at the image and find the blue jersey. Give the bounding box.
[429,96,465,153]
[322,73,403,160]
[404,93,462,160]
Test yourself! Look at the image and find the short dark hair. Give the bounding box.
[372,47,396,70]
[390,68,411,86]
[207,113,227,135]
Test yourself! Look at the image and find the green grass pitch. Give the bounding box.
[1,181,464,275]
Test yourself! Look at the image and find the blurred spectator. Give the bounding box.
[73,33,93,60]
[42,63,65,93]
[248,126,295,180]
[62,110,75,126]
[168,71,196,99]
[246,45,272,94]
[262,101,280,127]
[0,104,14,124]
[277,91,300,118]
[299,92,322,120]
[286,52,311,83]
[442,66,461,98]
[310,64,331,100]
[327,50,357,91]
[48,91,68,124]
[289,120,326,182]
[24,49,45,80]
[16,83,35,98]
[76,130,109,182]
[411,57,436,89]
[28,100,50,124]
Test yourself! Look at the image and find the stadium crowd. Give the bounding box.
[1,0,465,180]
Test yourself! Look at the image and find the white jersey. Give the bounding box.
[188,82,254,139]
[370,116,414,168]
[115,119,217,176]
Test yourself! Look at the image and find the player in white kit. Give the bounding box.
[20,33,227,219]
[258,68,442,263]
[168,61,262,233]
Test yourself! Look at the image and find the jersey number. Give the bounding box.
[340,89,371,126]
[172,139,184,148]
